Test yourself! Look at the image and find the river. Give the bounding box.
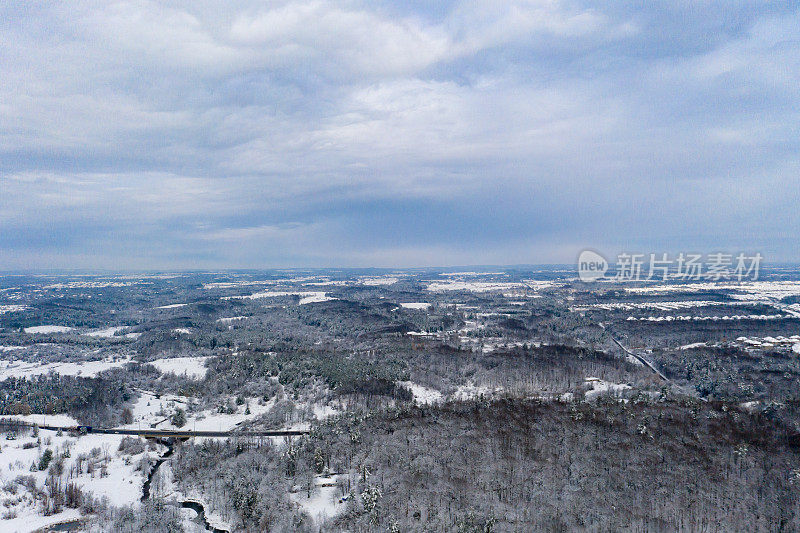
[142,440,229,533]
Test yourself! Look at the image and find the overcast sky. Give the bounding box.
[1,1,798,270]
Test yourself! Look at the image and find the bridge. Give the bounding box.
[1,420,309,440]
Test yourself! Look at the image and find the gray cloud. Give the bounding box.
[1,1,798,269]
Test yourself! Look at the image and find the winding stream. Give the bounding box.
[142,440,229,533]
[140,441,174,501]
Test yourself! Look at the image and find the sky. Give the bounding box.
[1,1,798,270]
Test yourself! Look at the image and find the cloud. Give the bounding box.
[0,1,798,269]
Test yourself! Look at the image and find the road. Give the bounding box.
[599,322,670,381]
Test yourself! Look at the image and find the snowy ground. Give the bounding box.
[118,391,192,431]
[290,473,347,526]
[23,325,73,334]
[427,281,532,293]
[146,356,210,379]
[0,354,133,379]
[626,314,788,322]
[439,272,507,277]
[0,505,81,533]
[0,418,158,532]
[679,342,707,350]
[0,346,24,353]
[223,290,335,305]
[583,377,632,400]
[397,381,443,404]
[452,382,500,400]
[156,303,188,309]
[298,293,336,305]
[399,302,431,309]
[82,326,126,338]
[216,316,248,323]
[359,276,400,285]
[0,305,28,315]
[119,391,276,433]
[575,300,755,312]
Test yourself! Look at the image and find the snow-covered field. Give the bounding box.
[399,302,431,310]
[0,503,81,533]
[575,300,755,312]
[0,354,133,379]
[216,316,248,323]
[156,303,188,309]
[359,276,400,286]
[440,272,507,277]
[83,326,125,338]
[584,377,632,400]
[625,281,800,302]
[0,304,28,314]
[298,293,336,305]
[290,473,347,526]
[427,281,529,292]
[679,342,707,350]
[118,391,190,431]
[119,391,276,433]
[397,381,443,404]
[44,281,139,289]
[223,290,335,305]
[23,325,73,334]
[0,346,24,353]
[0,417,159,532]
[147,356,210,379]
[626,314,788,322]
[452,382,500,400]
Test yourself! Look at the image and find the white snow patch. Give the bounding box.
[0,304,28,314]
[739,401,761,412]
[428,281,528,292]
[679,342,707,350]
[584,377,632,400]
[0,346,24,352]
[0,506,81,533]
[156,303,188,309]
[0,426,158,528]
[120,393,278,434]
[626,314,788,322]
[439,272,507,277]
[3,413,80,427]
[359,276,400,286]
[399,302,431,310]
[172,328,192,335]
[147,356,210,379]
[298,292,336,305]
[24,325,73,334]
[83,326,125,338]
[216,316,248,323]
[312,404,340,420]
[290,474,346,525]
[0,355,133,379]
[223,290,335,305]
[398,381,443,405]
[452,382,499,400]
